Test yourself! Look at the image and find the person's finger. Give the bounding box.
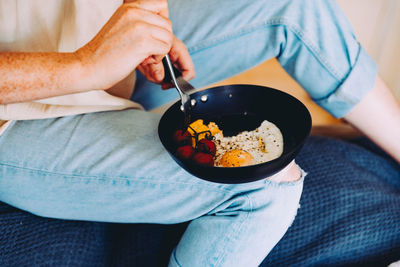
[161,82,174,90]
[138,38,194,86]
[139,54,167,83]
[150,62,165,82]
[140,55,165,66]
[125,0,168,16]
[137,64,162,84]
[157,37,196,89]
[159,8,169,19]
[141,56,157,66]
[124,7,172,33]
[169,38,195,81]
[145,25,174,55]
[139,60,166,84]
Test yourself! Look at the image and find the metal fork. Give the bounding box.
[162,55,195,127]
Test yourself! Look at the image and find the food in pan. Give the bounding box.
[213,120,283,167]
[218,149,254,167]
[173,119,283,167]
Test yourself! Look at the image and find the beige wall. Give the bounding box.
[338,0,400,100]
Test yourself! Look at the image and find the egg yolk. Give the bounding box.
[219,149,254,167]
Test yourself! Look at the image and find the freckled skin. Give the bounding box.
[0,52,84,104]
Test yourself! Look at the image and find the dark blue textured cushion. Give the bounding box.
[0,204,108,266]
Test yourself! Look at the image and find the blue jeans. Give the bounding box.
[0,0,380,266]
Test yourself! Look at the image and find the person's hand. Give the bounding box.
[75,1,174,91]
[137,36,196,89]
[267,160,303,183]
[125,0,195,88]
[124,0,195,87]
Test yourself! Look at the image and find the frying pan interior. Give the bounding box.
[158,84,312,184]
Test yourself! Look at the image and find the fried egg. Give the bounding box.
[219,149,254,167]
[214,120,283,167]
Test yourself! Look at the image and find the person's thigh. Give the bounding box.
[133,0,371,117]
[0,110,299,219]
[0,110,235,222]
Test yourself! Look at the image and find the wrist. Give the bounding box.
[73,46,143,92]
[70,49,98,92]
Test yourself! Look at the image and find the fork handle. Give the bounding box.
[162,56,182,83]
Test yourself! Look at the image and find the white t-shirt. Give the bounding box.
[0,0,142,135]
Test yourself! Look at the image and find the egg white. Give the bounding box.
[213,120,283,167]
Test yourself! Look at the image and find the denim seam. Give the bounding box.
[0,162,237,194]
[188,17,343,82]
[214,194,252,266]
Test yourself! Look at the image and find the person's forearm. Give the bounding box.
[0,52,86,104]
[344,76,400,163]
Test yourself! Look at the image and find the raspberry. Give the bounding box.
[197,139,216,156]
[192,152,214,166]
[176,145,195,161]
[173,130,191,146]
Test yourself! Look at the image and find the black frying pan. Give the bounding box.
[158,84,312,184]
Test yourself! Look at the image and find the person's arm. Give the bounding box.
[344,76,400,163]
[0,52,86,104]
[0,1,174,105]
